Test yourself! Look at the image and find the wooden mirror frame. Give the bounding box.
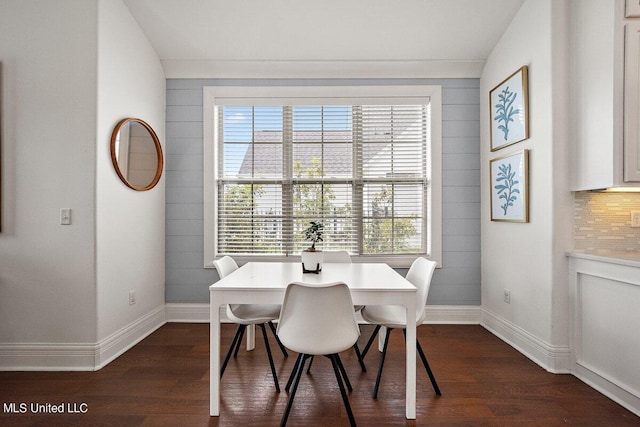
[110,118,163,191]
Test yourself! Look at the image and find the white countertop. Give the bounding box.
[567,251,640,268]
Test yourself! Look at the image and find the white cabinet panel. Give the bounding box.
[568,255,640,415]
[627,0,640,17]
[625,22,640,181]
[570,0,640,189]
[578,274,640,396]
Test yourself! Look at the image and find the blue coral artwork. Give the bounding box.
[494,87,519,141]
[490,150,529,222]
[490,66,529,151]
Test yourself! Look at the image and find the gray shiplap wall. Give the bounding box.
[165,79,480,304]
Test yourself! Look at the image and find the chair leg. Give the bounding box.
[372,327,392,399]
[285,353,303,392]
[221,324,244,378]
[360,324,382,361]
[353,342,366,372]
[329,354,357,427]
[268,321,289,358]
[401,329,441,396]
[308,353,352,391]
[281,354,309,427]
[258,323,280,393]
[334,354,353,392]
[322,354,352,391]
[233,324,247,358]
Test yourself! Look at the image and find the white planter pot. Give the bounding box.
[301,250,323,273]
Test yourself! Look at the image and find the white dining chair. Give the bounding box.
[359,257,441,398]
[304,250,366,373]
[323,251,363,310]
[322,250,352,263]
[277,281,360,427]
[213,256,288,392]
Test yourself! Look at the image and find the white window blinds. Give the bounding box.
[215,100,431,257]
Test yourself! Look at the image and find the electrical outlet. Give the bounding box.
[631,211,640,228]
[129,290,136,305]
[503,289,511,304]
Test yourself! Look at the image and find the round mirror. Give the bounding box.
[110,118,163,191]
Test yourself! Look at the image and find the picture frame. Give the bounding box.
[490,66,529,151]
[490,149,529,223]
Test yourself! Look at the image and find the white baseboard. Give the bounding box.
[165,303,213,323]
[0,305,166,371]
[573,362,640,417]
[423,305,482,324]
[94,305,166,369]
[164,303,482,325]
[0,304,571,375]
[481,308,571,374]
[0,343,98,371]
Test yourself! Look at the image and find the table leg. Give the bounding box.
[378,326,387,352]
[210,298,221,416]
[246,324,256,351]
[405,302,417,419]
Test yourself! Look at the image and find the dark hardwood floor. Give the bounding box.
[1,323,638,426]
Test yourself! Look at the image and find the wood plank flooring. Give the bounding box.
[1,323,639,426]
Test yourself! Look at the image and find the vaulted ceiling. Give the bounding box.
[124,0,525,77]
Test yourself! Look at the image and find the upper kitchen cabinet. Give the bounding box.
[628,0,640,17]
[571,0,640,190]
[624,21,640,181]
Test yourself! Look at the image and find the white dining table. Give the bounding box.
[209,261,418,419]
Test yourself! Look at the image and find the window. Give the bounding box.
[204,86,441,268]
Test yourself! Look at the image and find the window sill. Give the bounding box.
[206,254,439,270]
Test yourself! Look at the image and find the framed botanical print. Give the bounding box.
[490,149,529,223]
[490,66,529,151]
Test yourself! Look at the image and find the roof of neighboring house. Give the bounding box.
[236,129,412,179]
[238,131,357,178]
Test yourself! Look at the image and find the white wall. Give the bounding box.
[480,0,572,371]
[0,1,99,352]
[0,0,166,370]
[550,0,572,355]
[95,0,165,346]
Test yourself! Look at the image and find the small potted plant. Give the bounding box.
[301,221,324,273]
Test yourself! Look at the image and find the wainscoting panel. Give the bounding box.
[569,256,640,416]
[577,274,640,397]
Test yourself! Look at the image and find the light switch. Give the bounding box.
[632,211,640,228]
[60,208,72,225]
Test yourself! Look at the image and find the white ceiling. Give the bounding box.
[123,0,525,78]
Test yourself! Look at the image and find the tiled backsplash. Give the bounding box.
[574,192,640,252]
